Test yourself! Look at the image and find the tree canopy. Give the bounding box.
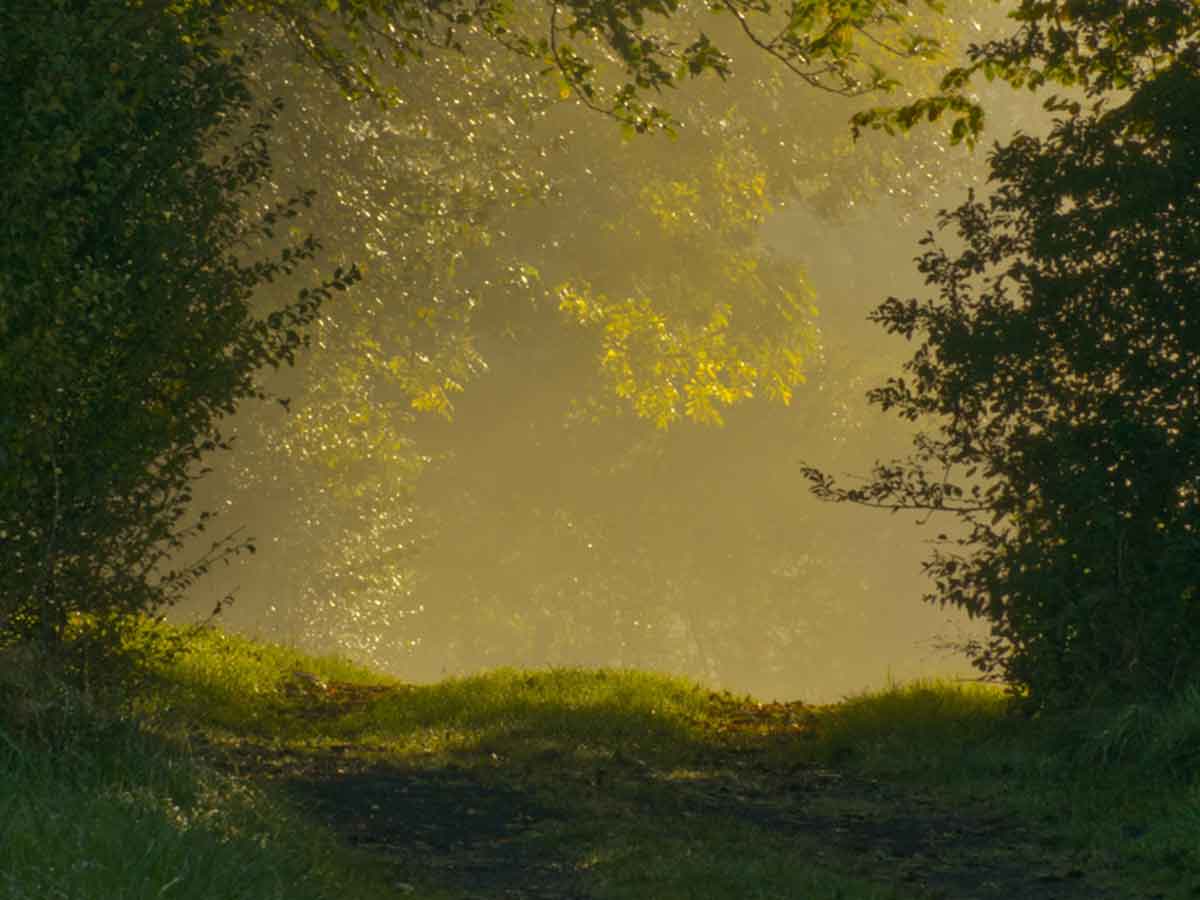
[209,0,966,136]
[185,0,985,681]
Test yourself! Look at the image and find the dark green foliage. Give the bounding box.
[805,6,1200,709]
[855,0,1200,146]
[0,0,358,669]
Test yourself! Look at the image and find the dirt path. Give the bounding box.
[206,685,1116,900]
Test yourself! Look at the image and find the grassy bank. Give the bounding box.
[0,637,398,900]
[3,625,1198,899]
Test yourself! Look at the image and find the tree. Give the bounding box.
[0,0,355,665]
[803,1,1200,708]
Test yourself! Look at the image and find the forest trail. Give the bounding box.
[206,679,1115,900]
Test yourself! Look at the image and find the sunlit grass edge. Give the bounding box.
[136,620,392,735]
[357,665,719,754]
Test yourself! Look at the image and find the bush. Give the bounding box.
[804,18,1200,708]
[0,0,358,671]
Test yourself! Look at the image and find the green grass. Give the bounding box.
[5,623,1200,899]
[0,736,397,900]
[782,677,1200,897]
[0,638,399,900]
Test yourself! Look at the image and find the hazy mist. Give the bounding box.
[176,3,1047,703]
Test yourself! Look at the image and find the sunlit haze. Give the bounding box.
[177,3,1041,703]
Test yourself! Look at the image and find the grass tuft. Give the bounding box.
[805,677,1011,770]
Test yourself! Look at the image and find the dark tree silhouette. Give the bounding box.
[804,4,1200,708]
